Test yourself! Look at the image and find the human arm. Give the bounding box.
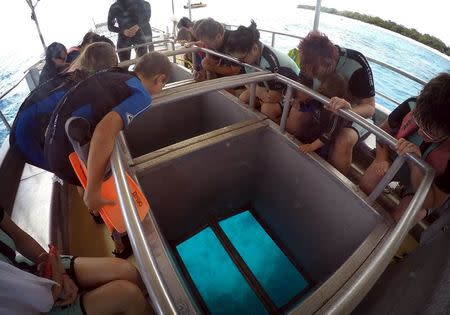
[107,6,120,33]
[299,139,324,153]
[256,85,282,103]
[84,112,123,212]
[396,139,450,209]
[202,58,241,76]
[0,211,47,265]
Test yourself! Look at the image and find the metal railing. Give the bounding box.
[109,71,434,315]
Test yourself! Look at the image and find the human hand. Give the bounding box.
[48,254,62,302]
[396,138,421,157]
[327,97,351,113]
[299,142,320,153]
[83,188,114,214]
[193,70,206,82]
[55,275,78,306]
[129,24,139,36]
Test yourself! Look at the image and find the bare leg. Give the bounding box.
[239,89,250,104]
[260,102,282,122]
[391,195,426,224]
[74,257,143,290]
[83,280,154,315]
[359,160,391,195]
[329,127,358,175]
[286,108,313,138]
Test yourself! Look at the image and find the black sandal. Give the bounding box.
[89,211,104,224]
[111,233,133,259]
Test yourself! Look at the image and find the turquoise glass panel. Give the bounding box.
[220,211,308,307]
[176,227,268,314]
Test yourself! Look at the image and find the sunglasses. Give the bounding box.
[414,117,448,142]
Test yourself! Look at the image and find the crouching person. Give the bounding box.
[44,52,171,257]
[360,73,450,223]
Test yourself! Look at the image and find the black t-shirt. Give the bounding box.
[388,97,450,194]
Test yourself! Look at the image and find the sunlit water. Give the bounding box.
[1,1,449,145]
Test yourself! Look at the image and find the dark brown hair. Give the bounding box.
[298,31,339,77]
[318,73,348,100]
[414,72,450,134]
[134,52,172,79]
[225,20,259,54]
[195,18,224,41]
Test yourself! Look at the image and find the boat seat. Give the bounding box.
[0,136,70,253]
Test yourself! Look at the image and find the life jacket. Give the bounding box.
[288,48,301,68]
[44,67,148,185]
[395,98,450,175]
[9,70,91,170]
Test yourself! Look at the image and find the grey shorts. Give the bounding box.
[349,118,373,142]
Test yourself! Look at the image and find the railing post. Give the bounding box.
[205,52,212,80]
[0,110,11,131]
[313,0,322,31]
[249,83,257,108]
[366,155,405,204]
[279,86,293,132]
[191,52,197,73]
[170,41,176,63]
[271,33,276,47]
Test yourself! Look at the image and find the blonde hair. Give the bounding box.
[70,42,118,72]
[134,52,172,79]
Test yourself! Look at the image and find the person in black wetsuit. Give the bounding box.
[108,0,153,62]
[38,42,68,85]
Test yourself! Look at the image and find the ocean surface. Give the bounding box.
[0,0,449,146]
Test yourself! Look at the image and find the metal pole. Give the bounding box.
[279,86,293,132]
[271,33,276,47]
[313,0,322,31]
[26,0,46,52]
[249,83,257,108]
[0,111,11,131]
[188,0,192,20]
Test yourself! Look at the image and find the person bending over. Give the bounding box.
[66,32,115,63]
[225,20,300,121]
[44,52,171,256]
[287,31,375,175]
[195,18,242,78]
[39,42,69,85]
[360,73,450,223]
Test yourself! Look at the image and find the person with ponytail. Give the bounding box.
[225,20,300,121]
[195,18,242,79]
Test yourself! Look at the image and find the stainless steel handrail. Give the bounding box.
[111,71,434,314]
[111,141,177,315]
[118,46,263,73]
[116,38,174,53]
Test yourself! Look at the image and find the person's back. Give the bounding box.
[44,52,171,185]
[10,42,118,170]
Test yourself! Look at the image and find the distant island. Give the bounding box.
[297,5,450,56]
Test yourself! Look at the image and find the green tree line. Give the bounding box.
[297,5,450,56]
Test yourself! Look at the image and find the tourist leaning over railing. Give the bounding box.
[287,31,376,176]
[360,73,450,224]
[225,20,300,122]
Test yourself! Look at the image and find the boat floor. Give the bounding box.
[67,185,136,265]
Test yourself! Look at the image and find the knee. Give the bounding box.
[112,280,145,301]
[111,258,140,284]
[334,129,358,151]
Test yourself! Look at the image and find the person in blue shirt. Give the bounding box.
[44,52,170,212]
